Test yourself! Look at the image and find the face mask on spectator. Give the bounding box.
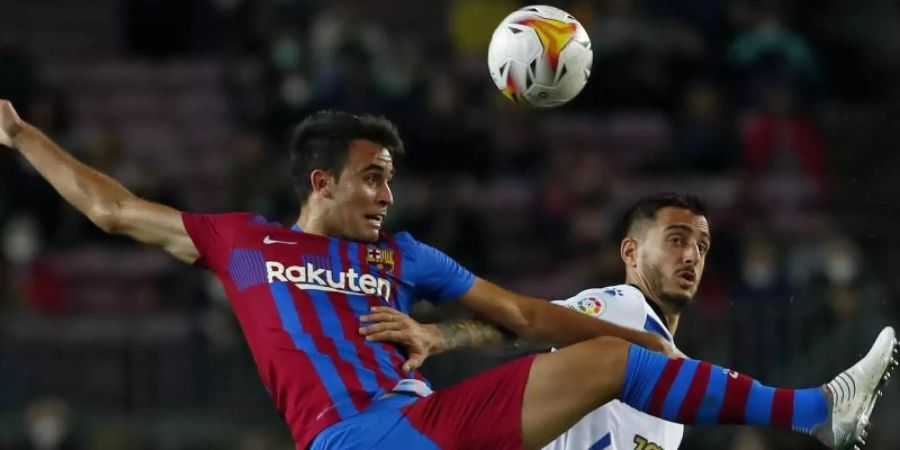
[824,248,860,286]
[2,214,40,266]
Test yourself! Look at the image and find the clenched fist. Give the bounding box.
[0,100,24,148]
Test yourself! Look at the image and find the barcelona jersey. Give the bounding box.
[181,212,475,448]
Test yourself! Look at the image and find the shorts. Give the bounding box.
[310,354,538,450]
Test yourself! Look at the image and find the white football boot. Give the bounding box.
[812,326,899,449]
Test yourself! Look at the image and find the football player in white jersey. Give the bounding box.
[360,192,897,450]
[367,193,708,450]
[541,193,707,450]
[546,284,684,450]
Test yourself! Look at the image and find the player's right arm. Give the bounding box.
[0,100,198,264]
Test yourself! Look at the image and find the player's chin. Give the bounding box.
[356,226,381,243]
[662,287,695,307]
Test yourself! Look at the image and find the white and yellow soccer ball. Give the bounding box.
[487,5,593,108]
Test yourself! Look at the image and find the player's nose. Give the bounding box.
[682,243,700,265]
[377,183,394,207]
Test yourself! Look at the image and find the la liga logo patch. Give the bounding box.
[574,296,605,316]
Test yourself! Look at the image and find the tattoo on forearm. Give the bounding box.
[435,319,510,352]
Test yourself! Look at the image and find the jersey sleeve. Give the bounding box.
[403,235,475,302]
[551,287,648,332]
[181,212,255,272]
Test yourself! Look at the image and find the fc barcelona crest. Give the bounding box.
[366,246,395,273]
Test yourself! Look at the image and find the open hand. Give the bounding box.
[359,306,440,372]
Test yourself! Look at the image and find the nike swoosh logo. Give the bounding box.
[263,235,297,245]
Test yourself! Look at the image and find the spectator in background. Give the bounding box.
[225,129,295,222]
[726,229,794,373]
[0,29,35,116]
[2,214,65,314]
[403,75,492,176]
[226,130,277,212]
[491,112,544,176]
[0,38,65,242]
[729,229,792,302]
[676,80,739,173]
[806,235,886,336]
[740,82,829,194]
[26,91,71,145]
[18,397,81,450]
[727,3,830,201]
[308,1,400,102]
[587,0,669,109]
[728,3,824,105]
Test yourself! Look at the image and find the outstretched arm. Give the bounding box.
[360,301,682,371]
[458,278,680,356]
[431,317,519,352]
[0,100,198,263]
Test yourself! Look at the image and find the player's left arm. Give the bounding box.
[369,238,678,365]
[457,278,677,355]
[363,278,678,364]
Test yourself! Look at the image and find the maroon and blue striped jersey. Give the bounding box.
[182,212,475,448]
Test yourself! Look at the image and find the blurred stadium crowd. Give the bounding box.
[0,0,899,449]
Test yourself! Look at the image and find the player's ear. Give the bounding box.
[309,169,335,198]
[621,236,638,268]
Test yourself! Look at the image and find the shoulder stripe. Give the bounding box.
[588,432,611,450]
[249,214,279,226]
[643,316,672,342]
[226,249,267,290]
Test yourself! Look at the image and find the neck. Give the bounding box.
[625,273,682,336]
[662,308,680,336]
[296,205,329,237]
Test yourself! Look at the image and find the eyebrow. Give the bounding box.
[664,224,711,241]
[360,164,395,177]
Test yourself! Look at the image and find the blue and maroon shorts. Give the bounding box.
[310,355,538,450]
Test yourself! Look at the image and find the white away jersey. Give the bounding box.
[543,285,683,450]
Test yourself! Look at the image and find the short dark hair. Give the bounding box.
[616,193,708,240]
[289,110,405,204]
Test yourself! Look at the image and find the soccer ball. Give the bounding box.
[487,5,593,108]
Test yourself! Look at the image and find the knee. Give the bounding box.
[584,336,630,368]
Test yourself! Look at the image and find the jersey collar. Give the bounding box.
[626,283,671,331]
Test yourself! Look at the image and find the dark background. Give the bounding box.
[0,0,898,449]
